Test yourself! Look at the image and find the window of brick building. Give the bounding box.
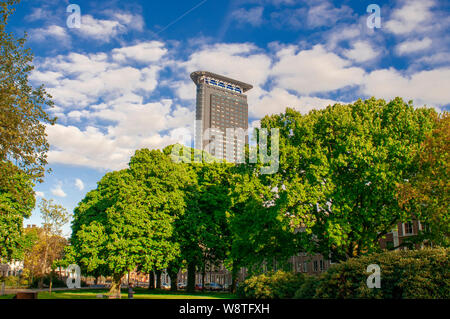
[404,222,413,235]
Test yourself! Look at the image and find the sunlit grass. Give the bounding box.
[37,288,236,299]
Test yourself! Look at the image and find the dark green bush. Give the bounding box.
[315,247,449,299]
[237,270,305,299]
[30,275,67,288]
[30,274,88,288]
[294,275,322,299]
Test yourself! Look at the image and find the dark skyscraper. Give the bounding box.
[190,71,253,162]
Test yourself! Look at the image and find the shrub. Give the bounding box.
[315,247,449,299]
[237,270,305,299]
[3,275,20,288]
[30,275,67,288]
[294,275,322,299]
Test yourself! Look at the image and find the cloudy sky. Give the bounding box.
[9,0,450,235]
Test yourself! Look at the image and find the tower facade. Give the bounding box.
[190,71,252,162]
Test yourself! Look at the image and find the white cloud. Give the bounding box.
[326,26,360,50]
[36,51,163,108]
[25,8,51,22]
[112,41,167,63]
[343,41,380,62]
[232,7,264,27]
[269,1,353,30]
[385,0,435,35]
[271,45,365,94]
[51,183,67,198]
[249,88,338,118]
[362,67,450,107]
[29,25,70,44]
[75,178,84,191]
[395,38,432,55]
[77,14,127,42]
[306,2,353,28]
[45,97,194,170]
[417,52,450,65]
[173,81,196,101]
[111,12,145,31]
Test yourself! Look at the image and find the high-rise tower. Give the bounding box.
[190,71,253,162]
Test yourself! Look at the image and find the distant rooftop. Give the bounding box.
[190,71,253,93]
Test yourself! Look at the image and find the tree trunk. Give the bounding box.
[148,272,155,290]
[109,273,122,299]
[41,234,49,289]
[49,271,53,294]
[187,261,196,293]
[231,261,239,293]
[168,267,178,291]
[38,277,44,289]
[155,270,161,289]
[201,267,206,292]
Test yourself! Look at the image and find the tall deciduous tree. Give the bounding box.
[167,145,234,292]
[37,198,70,290]
[0,0,56,183]
[397,112,449,247]
[0,165,35,260]
[71,148,192,298]
[128,148,192,290]
[23,226,67,289]
[0,0,56,261]
[181,162,233,292]
[260,97,437,261]
[228,162,300,282]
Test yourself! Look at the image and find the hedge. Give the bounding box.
[294,275,322,299]
[239,248,449,299]
[237,270,305,299]
[314,247,449,299]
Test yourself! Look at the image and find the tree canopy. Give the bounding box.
[0,0,55,261]
[70,148,193,297]
[259,97,438,261]
[397,112,449,247]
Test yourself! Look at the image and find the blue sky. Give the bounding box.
[7,0,450,236]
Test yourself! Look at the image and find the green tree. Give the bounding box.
[128,148,194,290]
[37,198,70,291]
[182,162,233,292]
[71,170,143,298]
[0,0,56,183]
[259,97,437,261]
[397,112,449,247]
[71,148,192,298]
[0,166,35,260]
[167,145,235,292]
[0,0,56,261]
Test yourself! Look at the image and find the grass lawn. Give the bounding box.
[37,288,236,299]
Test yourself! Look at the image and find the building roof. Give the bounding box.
[190,71,253,92]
